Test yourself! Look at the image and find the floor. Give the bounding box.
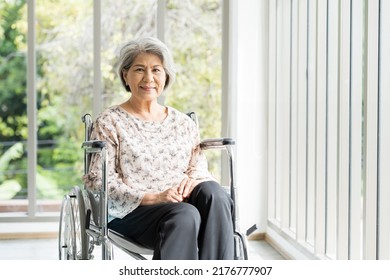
[0,238,285,260]
[0,223,285,260]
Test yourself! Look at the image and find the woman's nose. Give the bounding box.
[143,70,153,82]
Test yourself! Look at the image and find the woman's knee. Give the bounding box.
[162,203,201,231]
[194,181,232,205]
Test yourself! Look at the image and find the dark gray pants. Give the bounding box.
[108,181,234,260]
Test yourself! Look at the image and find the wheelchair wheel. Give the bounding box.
[58,186,89,260]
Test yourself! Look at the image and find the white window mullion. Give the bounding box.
[296,0,308,243]
[27,0,37,217]
[93,0,102,117]
[157,0,166,105]
[377,0,390,260]
[276,0,291,229]
[315,0,327,257]
[156,0,166,42]
[289,0,299,234]
[337,0,351,260]
[275,0,283,223]
[363,0,379,260]
[349,0,364,260]
[325,0,339,260]
[268,0,277,222]
[306,0,317,247]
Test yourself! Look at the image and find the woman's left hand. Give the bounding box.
[177,177,201,199]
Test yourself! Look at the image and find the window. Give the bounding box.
[267,0,390,260]
[0,0,29,214]
[0,0,223,221]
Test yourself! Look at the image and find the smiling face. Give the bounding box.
[122,52,167,102]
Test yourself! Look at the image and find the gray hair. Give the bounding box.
[117,37,176,93]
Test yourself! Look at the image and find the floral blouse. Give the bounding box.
[83,105,215,221]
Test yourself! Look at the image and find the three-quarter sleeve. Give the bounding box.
[82,115,145,219]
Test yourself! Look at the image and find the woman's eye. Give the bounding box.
[135,68,144,72]
[154,67,165,73]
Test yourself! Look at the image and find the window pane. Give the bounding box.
[0,0,28,215]
[165,0,223,180]
[101,0,223,181]
[35,0,93,213]
[0,0,224,218]
[102,0,158,108]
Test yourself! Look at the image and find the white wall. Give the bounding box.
[229,0,269,235]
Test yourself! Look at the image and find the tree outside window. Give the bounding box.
[0,0,222,215]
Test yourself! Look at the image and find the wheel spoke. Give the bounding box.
[58,186,88,260]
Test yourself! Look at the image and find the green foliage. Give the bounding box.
[0,180,22,200]
[0,142,24,199]
[164,0,223,177]
[0,0,27,143]
[1,0,223,201]
[0,142,23,182]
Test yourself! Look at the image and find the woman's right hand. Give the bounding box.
[157,187,183,203]
[140,187,183,205]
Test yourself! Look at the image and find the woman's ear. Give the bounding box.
[122,69,128,85]
[122,69,131,92]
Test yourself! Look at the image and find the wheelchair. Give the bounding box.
[58,112,248,260]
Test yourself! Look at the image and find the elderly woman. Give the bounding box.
[83,37,234,260]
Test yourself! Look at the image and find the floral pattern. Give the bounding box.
[83,105,214,221]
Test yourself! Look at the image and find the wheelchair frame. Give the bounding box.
[58,112,248,260]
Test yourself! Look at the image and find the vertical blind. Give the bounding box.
[267,0,390,260]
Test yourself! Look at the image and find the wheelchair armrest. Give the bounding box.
[200,138,235,150]
[82,140,106,149]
